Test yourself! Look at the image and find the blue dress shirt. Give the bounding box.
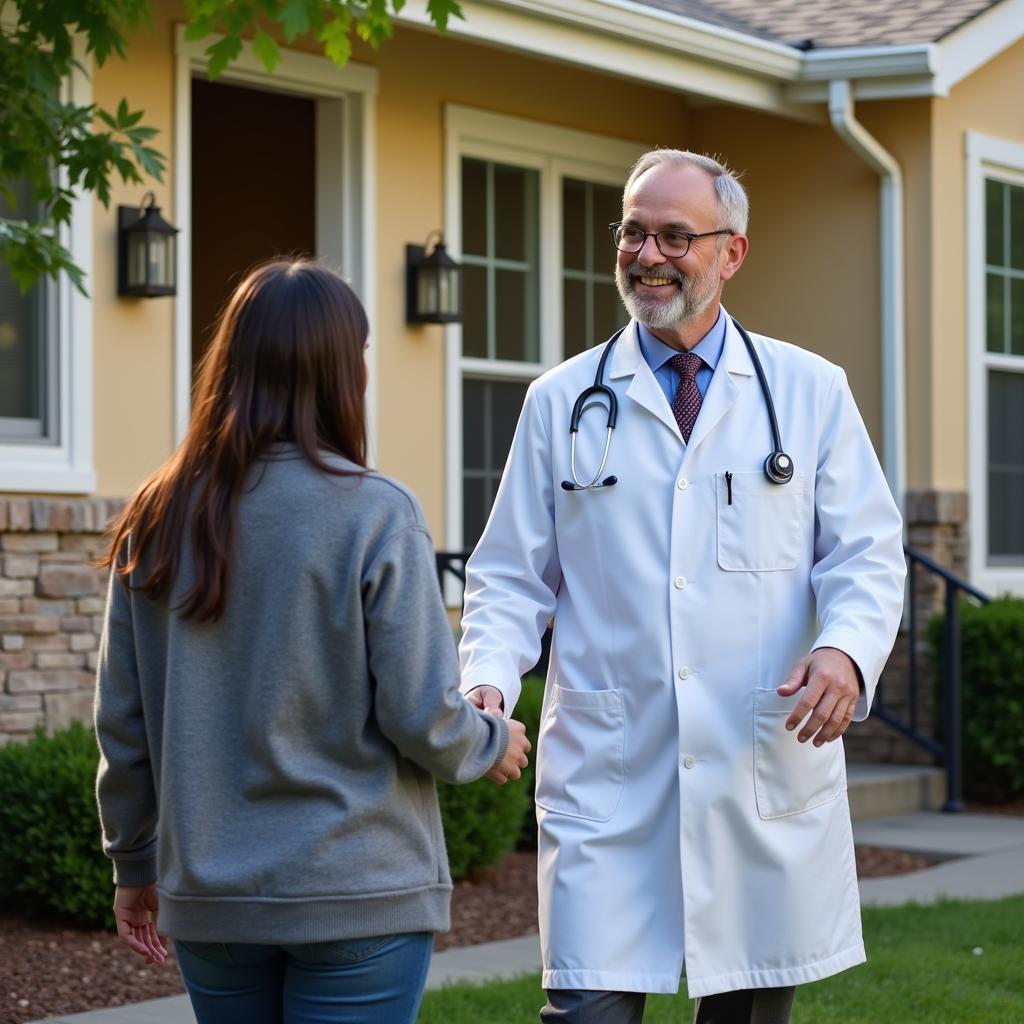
[636,307,726,405]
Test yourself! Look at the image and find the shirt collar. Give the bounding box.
[636,306,727,373]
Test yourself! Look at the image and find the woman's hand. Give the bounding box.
[485,712,531,785]
[113,884,167,965]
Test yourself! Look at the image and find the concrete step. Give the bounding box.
[846,760,946,820]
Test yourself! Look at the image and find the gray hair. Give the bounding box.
[623,149,749,235]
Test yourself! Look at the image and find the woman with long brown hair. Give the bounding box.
[94,259,530,1024]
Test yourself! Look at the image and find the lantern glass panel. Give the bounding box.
[147,233,173,288]
[417,267,440,316]
[128,232,148,288]
[438,266,459,317]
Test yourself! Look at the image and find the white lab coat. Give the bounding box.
[459,314,906,998]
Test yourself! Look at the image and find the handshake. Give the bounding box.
[465,685,532,786]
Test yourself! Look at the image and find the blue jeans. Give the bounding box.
[174,932,433,1024]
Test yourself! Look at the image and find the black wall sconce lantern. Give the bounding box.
[117,192,179,297]
[406,232,461,324]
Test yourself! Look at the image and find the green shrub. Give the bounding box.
[928,596,1024,799]
[0,722,113,927]
[513,676,545,849]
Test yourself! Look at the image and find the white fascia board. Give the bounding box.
[800,44,937,81]
[935,0,1024,94]
[396,0,818,122]
[786,75,940,104]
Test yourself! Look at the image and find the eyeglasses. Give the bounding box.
[609,221,734,259]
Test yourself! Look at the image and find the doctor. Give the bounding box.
[459,149,906,1024]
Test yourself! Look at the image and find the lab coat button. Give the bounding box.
[678,667,690,680]
[683,756,697,769]
[674,575,687,589]
[677,477,688,490]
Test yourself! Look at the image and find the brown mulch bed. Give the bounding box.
[0,844,944,1024]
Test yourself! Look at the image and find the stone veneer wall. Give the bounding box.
[844,489,969,765]
[0,497,122,745]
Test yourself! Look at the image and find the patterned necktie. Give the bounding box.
[669,351,704,443]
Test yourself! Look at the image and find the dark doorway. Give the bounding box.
[191,78,317,369]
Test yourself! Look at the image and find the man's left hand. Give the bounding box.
[777,648,861,746]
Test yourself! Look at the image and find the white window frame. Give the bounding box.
[174,29,379,459]
[443,105,643,552]
[966,130,1024,595]
[0,48,94,494]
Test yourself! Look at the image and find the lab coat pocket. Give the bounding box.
[752,688,845,820]
[717,471,807,571]
[535,684,624,822]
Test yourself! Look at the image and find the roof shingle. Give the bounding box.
[630,0,1005,48]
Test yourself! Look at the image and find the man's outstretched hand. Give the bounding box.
[777,647,861,746]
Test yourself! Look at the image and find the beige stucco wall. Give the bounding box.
[91,9,182,499]
[929,38,1024,492]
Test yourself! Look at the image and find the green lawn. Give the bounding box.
[418,896,1024,1023]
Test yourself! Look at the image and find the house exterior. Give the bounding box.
[1,0,1023,745]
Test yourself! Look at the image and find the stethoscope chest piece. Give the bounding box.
[764,450,794,485]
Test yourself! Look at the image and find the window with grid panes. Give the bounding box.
[562,178,627,358]
[985,177,1024,562]
[0,180,57,442]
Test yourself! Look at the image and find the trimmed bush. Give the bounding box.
[0,722,113,927]
[929,596,1024,799]
[513,676,545,848]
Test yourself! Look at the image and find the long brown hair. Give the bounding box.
[102,259,369,622]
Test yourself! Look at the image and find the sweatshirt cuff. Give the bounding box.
[112,855,158,887]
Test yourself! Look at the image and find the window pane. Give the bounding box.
[986,273,1005,354]
[591,183,621,273]
[1010,183,1024,271]
[986,179,1004,267]
[0,180,50,438]
[462,158,487,258]
[988,370,1024,561]
[562,179,586,271]
[462,378,529,548]
[594,281,626,343]
[494,164,537,263]
[563,277,587,359]
[495,268,538,362]
[462,476,488,552]
[1012,277,1024,357]
[462,263,487,358]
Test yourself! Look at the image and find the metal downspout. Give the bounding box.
[828,79,907,506]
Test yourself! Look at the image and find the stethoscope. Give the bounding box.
[561,317,794,491]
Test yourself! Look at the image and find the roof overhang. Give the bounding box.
[397,0,1024,115]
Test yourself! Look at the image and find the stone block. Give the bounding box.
[8,669,92,693]
[0,711,44,732]
[44,690,95,734]
[3,554,39,578]
[0,694,42,711]
[38,552,85,564]
[7,499,31,531]
[0,600,19,615]
[0,502,6,531]
[61,534,105,554]
[1,533,58,553]
[70,633,98,652]
[1,635,24,652]
[86,651,99,671]
[905,489,968,527]
[37,565,102,598]
[36,652,87,669]
[60,616,93,632]
[0,615,59,635]
[0,578,34,596]
[0,652,33,671]
[24,635,70,651]
[21,599,76,617]
[32,499,72,532]
[77,597,106,614]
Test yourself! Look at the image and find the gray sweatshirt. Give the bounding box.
[95,447,508,943]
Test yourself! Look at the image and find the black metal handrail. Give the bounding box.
[878,544,991,812]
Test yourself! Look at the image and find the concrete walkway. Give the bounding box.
[30,811,1024,1024]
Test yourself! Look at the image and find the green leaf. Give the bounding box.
[279,0,312,42]
[252,30,281,72]
[319,18,352,67]
[426,0,464,31]
[205,35,243,79]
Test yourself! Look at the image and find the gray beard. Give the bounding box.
[615,259,720,330]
